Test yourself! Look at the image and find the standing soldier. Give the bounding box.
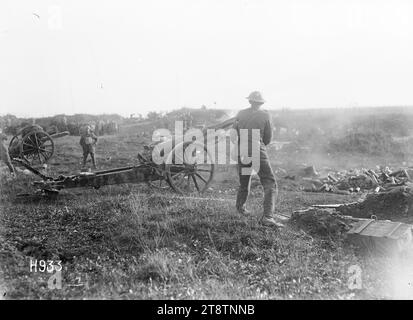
[79,124,98,169]
[233,91,284,228]
[0,131,15,176]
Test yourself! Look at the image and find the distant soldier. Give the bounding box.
[233,91,284,228]
[79,125,98,169]
[182,112,191,132]
[0,132,15,175]
[111,121,119,134]
[96,120,105,136]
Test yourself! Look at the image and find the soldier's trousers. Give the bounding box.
[235,149,278,218]
[82,145,96,168]
[83,152,96,168]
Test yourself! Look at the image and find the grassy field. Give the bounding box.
[0,134,411,299]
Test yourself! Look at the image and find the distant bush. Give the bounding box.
[326,129,403,156]
[348,114,413,137]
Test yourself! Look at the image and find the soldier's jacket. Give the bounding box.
[233,107,272,148]
[80,132,98,153]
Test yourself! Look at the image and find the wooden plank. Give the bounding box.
[385,222,403,239]
[347,219,375,234]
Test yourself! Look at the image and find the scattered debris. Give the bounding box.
[292,165,412,194]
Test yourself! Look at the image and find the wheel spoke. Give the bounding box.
[27,135,34,146]
[172,171,186,179]
[34,134,40,148]
[40,152,52,160]
[23,142,35,147]
[39,152,46,163]
[38,147,52,154]
[191,174,200,192]
[186,175,191,189]
[195,172,208,184]
[41,150,51,161]
[22,145,35,153]
[171,171,187,185]
[176,174,189,186]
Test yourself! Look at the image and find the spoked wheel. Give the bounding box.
[165,141,214,194]
[20,131,54,166]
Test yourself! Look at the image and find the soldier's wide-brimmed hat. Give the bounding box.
[246,91,265,103]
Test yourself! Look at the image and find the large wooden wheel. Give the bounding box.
[165,141,214,194]
[20,131,54,166]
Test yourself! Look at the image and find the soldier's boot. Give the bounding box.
[236,183,251,215]
[237,205,251,216]
[236,165,252,215]
[260,216,285,228]
[259,178,284,228]
[91,154,97,169]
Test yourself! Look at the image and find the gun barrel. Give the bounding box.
[49,131,70,139]
[202,117,236,134]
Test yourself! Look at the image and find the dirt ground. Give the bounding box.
[0,133,412,299]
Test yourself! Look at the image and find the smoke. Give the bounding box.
[216,109,238,122]
[385,254,413,299]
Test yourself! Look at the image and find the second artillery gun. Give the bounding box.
[9,124,69,166]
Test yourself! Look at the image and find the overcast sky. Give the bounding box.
[1,0,412,117]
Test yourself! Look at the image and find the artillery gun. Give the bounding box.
[9,125,69,166]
